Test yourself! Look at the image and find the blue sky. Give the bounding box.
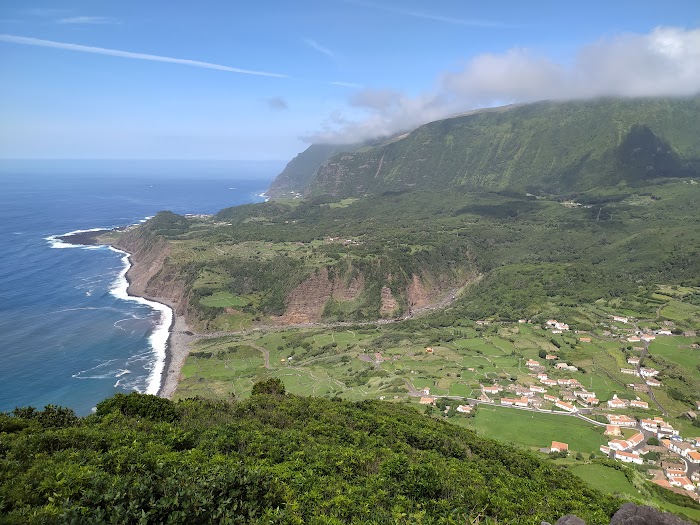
[1,1,698,160]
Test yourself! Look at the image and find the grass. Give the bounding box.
[569,463,639,497]
[456,405,607,455]
[199,291,249,308]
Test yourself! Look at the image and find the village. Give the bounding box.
[417,315,700,502]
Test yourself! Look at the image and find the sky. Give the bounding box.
[1,1,699,161]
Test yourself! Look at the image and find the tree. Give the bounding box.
[251,377,286,396]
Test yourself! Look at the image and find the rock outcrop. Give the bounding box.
[542,503,694,525]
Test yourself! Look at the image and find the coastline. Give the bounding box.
[57,227,195,399]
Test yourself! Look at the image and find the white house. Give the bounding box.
[607,395,629,409]
[615,451,643,465]
[607,414,637,427]
[629,399,649,409]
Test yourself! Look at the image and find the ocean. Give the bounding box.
[0,160,278,415]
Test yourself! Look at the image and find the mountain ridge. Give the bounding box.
[268,96,700,199]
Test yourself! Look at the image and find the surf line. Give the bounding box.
[47,225,171,396]
[108,246,172,396]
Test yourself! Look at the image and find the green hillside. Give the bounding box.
[0,386,621,524]
[266,143,356,198]
[303,97,700,197]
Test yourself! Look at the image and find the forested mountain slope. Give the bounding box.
[293,97,700,197]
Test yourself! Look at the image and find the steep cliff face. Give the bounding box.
[113,229,188,317]
[305,97,700,198]
[266,143,356,198]
[273,265,471,325]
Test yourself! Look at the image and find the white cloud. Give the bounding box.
[303,38,335,59]
[56,16,118,25]
[329,81,363,88]
[0,34,288,78]
[306,26,700,144]
[343,0,518,28]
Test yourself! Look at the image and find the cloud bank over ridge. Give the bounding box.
[305,26,700,144]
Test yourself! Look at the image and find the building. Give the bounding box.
[630,399,649,409]
[605,425,622,436]
[607,395,629,409]
[647,379,662,387]
[544,394,558,403]
[579,337,591,343]
[526,359,541,368]
[607,414,637,427]
[575,390,597,400]
[551,441,569,453]
[419,397,435,405]
[627,357,640,365]
[620,368,640,376]
[545,354,558,360]
[627,336,641,342]
[615,451,643,464]
[541,378,558,387]
[641,334,656,342]
[555,400,576,412]
[641,418,678,436]
[687,451,700,464]
[456,405,472,414]
[613,316,629,323]
[640,367,659,378]
[500,397,529,408]
[669,477,695,491]
[481,385,503,395]
[529,385,546,393]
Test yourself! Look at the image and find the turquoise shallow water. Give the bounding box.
[0,160,277,415]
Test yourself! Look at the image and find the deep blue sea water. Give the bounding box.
[0,160,278,415]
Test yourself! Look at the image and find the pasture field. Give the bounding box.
[456,405,608,455]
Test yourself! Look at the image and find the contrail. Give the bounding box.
[0,34,288,78]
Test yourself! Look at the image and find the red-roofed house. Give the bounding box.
[652,479,672,489]
[670,477,695,491]
[555,400,576,412]
[607,395,629,409]
[609,439,630,451]
[551,441,568,453]
[605,425,622,436]
[500,397,529,408]
[627,432,644,447]
[688,451,700,464]
[607,414,637,427]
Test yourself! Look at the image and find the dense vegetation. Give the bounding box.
[307,97,700,197]
[266,143,356,198]
[0,386,622,524]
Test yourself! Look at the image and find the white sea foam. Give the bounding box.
[109,246,172,395]
[45,227,106,249]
